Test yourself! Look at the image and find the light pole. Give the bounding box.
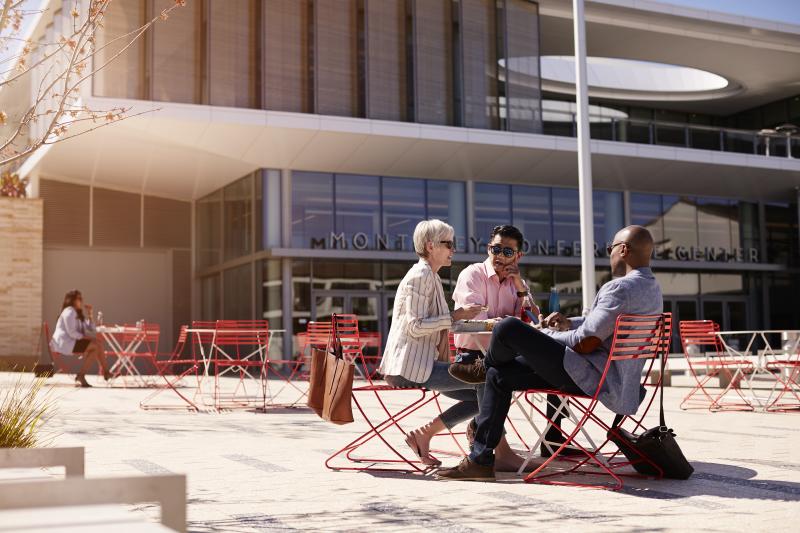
[573,0,596,312]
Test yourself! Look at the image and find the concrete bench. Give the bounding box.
[0,474,186,532]
[0,446,84,478]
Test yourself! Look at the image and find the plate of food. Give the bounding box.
[452,319,496,333]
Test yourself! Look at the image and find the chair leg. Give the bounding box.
[326,390,441,474]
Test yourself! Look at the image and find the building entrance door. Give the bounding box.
[701,297,749,332]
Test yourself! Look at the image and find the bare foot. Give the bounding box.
[405,430,440,466]
[494,451,533,473]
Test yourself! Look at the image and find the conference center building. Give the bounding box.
[16,0,800,356]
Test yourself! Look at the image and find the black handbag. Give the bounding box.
[608,349,694,480]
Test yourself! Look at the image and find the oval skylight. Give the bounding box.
[503,56,737,101]
[540,56,729,92]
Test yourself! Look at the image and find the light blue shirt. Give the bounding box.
[543,268,663,415]
[50,307,95,355]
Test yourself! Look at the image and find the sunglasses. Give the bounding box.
[489,245,518,258]
[439,240,454,250]
[606,242,630,255]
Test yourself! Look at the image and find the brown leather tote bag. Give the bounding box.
[318,314,355,425]
[306,346,327,416]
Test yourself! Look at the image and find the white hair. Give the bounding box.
[413,219,454,258]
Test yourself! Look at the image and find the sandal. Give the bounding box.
[405,432,441,466]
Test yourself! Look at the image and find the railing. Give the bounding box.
[543,111,800,159]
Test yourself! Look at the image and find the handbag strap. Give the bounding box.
[611,314,667,430]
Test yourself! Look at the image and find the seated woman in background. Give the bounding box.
[378,220,522,469]
[50,289,111,387]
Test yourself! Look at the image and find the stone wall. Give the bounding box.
[0,197,43,362]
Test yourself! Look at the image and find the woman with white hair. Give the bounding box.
[380,219,529,468]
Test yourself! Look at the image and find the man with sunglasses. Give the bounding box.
[439,225,662,481]
[450,225,566,470]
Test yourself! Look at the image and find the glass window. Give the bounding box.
[264,0,311,112]
[292,260,312,349]
[474,183,511,244]
[519,266,554,299]
[662,195,698,255]
[382,177,425,251]
[259,260,283,357]
[223,264,253,319]
[93,1,145,98]
[197,191,222,269]
[312,261,381,291]
[314,0,359,117]
[502,0,541,133]
[200,275,221,321]
[414,0,453,125]
[630,193,664,251]
[512,185,551,249]
[334,174,380,239]
[696,197,734,252]
[737,201,759,255]
[765,202,799,265]
[700,274,744,295]
[152,0,201,103]
[260,170,282,249]
[460,0,499,130]
[366,0,407,121]
[427,180,467,250]
[594,191,624,251]
[656,272,699,296]
[223,175,253,260]
[552,188,580,252]
[209,0,259,108]
[292,172,334,248]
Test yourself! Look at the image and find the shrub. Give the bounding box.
[0,376,56,448]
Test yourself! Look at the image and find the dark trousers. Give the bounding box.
[469,317,584,466]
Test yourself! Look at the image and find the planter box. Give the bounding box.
[0,197,43,361]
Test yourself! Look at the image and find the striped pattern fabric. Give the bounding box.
[378,259,453,383]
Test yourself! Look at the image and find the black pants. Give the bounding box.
[469,317,584,466]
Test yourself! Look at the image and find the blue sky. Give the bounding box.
[664,0,800,25]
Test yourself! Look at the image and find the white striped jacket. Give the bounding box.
[378,259,453,383]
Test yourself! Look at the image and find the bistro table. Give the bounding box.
[96,324,155,387]
[713,329,800,412]
[183,327,286,410]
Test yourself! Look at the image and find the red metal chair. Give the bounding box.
[679,320,754,411]
[765,335,800,412]
[326,314,467,474]
[209,319,270,410]
[139,325,203,411]
[106,323,160,386]
[42,321,72,375]
[519,313,672,490]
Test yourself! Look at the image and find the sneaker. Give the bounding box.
[435,457,495,481]
[449,359,486,384]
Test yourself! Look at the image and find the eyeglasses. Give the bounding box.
[606,242,630,255]
[489,245,518,258]
[439,240,454,250]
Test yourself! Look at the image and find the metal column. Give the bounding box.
[573,0,596,312]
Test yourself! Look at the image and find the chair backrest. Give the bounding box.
[330,314,365,370]
[213,319,270,346]
[679,319,722,355]
[307,321,332,348]
[121,323,160,355]
[608,313,672,363]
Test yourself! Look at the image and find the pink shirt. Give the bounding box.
[452,258,538,350]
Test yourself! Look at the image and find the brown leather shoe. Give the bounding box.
[448,358,486,384]
[435,456,495,481]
